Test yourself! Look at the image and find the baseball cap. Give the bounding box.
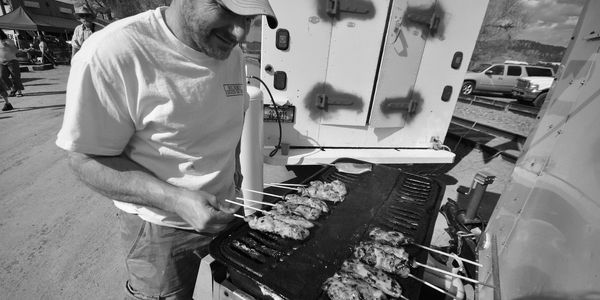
[220,0,278,29]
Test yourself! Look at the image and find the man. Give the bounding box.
[71,5,98,58]
[56,0,277,299]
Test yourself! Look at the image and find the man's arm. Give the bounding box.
[67,151,235,232]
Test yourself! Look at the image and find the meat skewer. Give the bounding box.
[225,199,271,215]
[354,239,493,288]
[235,197,275,207]
[240,187,284,199]
[264,183,304,190]
[340,260,403,298]
[407,273,457,299]
[245,215,309,240]
[327,272,389,300]
[272,201,321,221]
[299,180,347,202]
[227,199,314,228]
[368,227,414,246]
[284,194,330,213]
[265,183,307,187]
[414,243,482,268]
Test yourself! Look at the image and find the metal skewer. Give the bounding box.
[407,274,457,299]
[266,182,307,187]
[241,187,284,199]
[236,197,275,206]
[225,199,271,214]
[412,261,494,288]
[233,213,245,219]
[264,183,300,191]
[414,243,483,267]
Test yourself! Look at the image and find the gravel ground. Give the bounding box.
[452,102,537,137]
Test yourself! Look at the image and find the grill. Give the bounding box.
[515,79,530,89]
[210,159,445,300]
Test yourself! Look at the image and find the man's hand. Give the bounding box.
[172,189,238,233]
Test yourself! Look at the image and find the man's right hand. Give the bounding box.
[172,189,236,234]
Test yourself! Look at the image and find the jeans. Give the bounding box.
[0,60,24,92]
[118,212,212,300]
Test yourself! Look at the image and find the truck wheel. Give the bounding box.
[461,81,475,95]
[533,92,547,107]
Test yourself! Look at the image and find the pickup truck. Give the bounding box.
[511,76,555,107]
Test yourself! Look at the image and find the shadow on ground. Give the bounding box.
[23,91,66,97]
[11,104,65,113]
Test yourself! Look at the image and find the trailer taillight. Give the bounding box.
[276,29,290,51]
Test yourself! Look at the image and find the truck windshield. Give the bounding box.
[470,64,491,72]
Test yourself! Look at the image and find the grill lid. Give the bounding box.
[210,158,444,300]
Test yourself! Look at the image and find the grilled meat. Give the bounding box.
[299,180,346,203]
[368,227,413,247]
[353,242,411,277]
[323,276,360,300]
[284,194,330,213]
[335,272,388,300]
[341,260,402,298]
[361,241,409,261]
[246,215,309,240]
[271,212,314,228]
[231,240,266,263]
[272,201,321,220]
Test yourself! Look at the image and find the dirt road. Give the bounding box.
[0,66,515,299]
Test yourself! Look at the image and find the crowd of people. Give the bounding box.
[0,5,98,112]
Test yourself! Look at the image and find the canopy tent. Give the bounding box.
[0,7,79,32]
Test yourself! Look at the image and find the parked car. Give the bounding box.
[461,63,554,96]
[512,76,555,107]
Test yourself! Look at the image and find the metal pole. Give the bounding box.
[464,171,496,220]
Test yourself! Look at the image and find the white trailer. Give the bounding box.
[254,0,488,165]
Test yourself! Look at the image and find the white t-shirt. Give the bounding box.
[56,7,248,229]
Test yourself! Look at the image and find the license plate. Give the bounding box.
[263,105,295,123]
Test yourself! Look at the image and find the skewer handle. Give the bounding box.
[414,243,482,267]
[236,197,275,206]
[413,261,494,288]
[225,199,271,214]
[241,187,284,199]
[407,274,457,299]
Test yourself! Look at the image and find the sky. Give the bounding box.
[57,0,584,47]
[515,0,585,47]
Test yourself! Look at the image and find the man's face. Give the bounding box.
[178,0,253,60]
[78,14,94,28]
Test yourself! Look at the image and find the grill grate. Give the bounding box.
[210,159,444,300]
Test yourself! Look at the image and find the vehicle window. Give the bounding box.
[507,66,522,76]
[471,64,491,72]
[526,67,553,77]
[488,65,504,75]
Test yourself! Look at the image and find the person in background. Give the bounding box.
[0,74,13,111]
[0,29,24,97]
[71,5,98,58]
[38,36,56,65]
[55,0,278,298]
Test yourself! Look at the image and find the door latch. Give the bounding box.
[316,94,354,110]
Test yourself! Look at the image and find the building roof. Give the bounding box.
[0,7,79,32]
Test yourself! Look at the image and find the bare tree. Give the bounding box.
[478,0,531,41]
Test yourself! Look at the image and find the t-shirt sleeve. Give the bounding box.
[56,56,135,155]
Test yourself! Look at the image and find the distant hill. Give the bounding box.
[469,39,567,70]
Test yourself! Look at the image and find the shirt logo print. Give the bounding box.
[223,84,244,97]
